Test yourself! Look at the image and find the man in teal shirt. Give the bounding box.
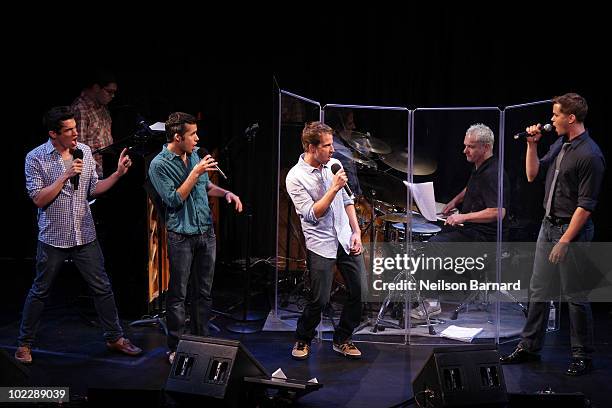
[149,112,242,364]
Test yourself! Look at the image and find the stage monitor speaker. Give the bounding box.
[0,349,29,386]
[165,335,269,406]
[412,344,507,407]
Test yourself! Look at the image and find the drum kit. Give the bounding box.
[334,129,446,333]
[333,130,441,243]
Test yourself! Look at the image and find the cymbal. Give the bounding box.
[340,131,392,155]
[333,149,377,169]
[378,212,428,224]
[361,132,392,154]
[357,168,407,209]
[379,149,437,175]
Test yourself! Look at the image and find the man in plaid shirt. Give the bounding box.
[14,106,142,364]
[71,70,117,178]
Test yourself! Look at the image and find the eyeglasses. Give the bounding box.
[103,87,117,96]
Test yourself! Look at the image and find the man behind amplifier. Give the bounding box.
[148,112,242,364]
[285,121,366,360]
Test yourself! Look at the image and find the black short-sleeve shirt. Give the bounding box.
[462,156,509,240]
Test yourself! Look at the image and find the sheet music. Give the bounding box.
[150,122,166,131]
[403,181,438,221]
[440,325,483,343]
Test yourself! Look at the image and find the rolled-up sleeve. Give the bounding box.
[577,154,605,212]
[286,173,319,225]
[85,147,99,198]
[341,187,354,207]
[25,153,43,200]
[149,160,184,208]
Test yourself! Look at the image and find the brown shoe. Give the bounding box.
[106,337,142,356]
[291,341,310,360]
[333,341,362,359]
[15,345,32,364]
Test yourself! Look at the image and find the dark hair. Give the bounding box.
[325,109,354,132]
[553,93,588,123]
[43,106,75,133]
[83,68,117,89]
[165,112,197,142]
[301,121,333,152]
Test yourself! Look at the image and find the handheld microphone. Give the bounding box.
[330,163,354,198]
[197,147,228,180]
[71,148,83,190]
[514,123,554,140]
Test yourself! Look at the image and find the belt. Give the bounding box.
[545,215,571,226]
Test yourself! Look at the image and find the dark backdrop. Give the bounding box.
[3,10,609,316]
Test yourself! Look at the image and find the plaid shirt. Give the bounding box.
[25,141,99,248]
[71,93,113,177]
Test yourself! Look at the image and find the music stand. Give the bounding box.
[226,124,267,334]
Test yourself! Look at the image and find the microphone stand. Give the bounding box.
[226,123,266,334]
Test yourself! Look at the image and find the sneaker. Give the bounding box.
[291,341,310,360]
[333,341,362,359]
[106,337,143,356]
[167,351,176,365]
[14,345,32,364]
[410,301,442,320]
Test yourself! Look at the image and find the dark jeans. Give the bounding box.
[519,218,595,358]
[18,240,123,346]
[296,245,365,344]
[166,230,216,351]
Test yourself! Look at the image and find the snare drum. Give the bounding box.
[390,221,441,242]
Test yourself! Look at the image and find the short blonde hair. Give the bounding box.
[301,121,333,152]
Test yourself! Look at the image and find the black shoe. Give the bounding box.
[500,347,541,364]
[565,358,592,376]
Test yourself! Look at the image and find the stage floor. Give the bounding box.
[1,302,612,407]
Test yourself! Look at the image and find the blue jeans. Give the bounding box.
[296,245,365,344]
[18,240,123,346]
[519,218,595,358]
[166,230,216,351]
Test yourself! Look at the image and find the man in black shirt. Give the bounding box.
[411,123,508,319]
[436,123,508,242]
[501,93,605,376]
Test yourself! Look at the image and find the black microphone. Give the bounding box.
[71,148,83,190]
[197,147,228,180]
[330,163,354,198]
[514,123,554,140]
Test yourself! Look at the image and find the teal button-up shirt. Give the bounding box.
[149,145,212,234]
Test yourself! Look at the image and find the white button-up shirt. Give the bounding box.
[285,155,354,259]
